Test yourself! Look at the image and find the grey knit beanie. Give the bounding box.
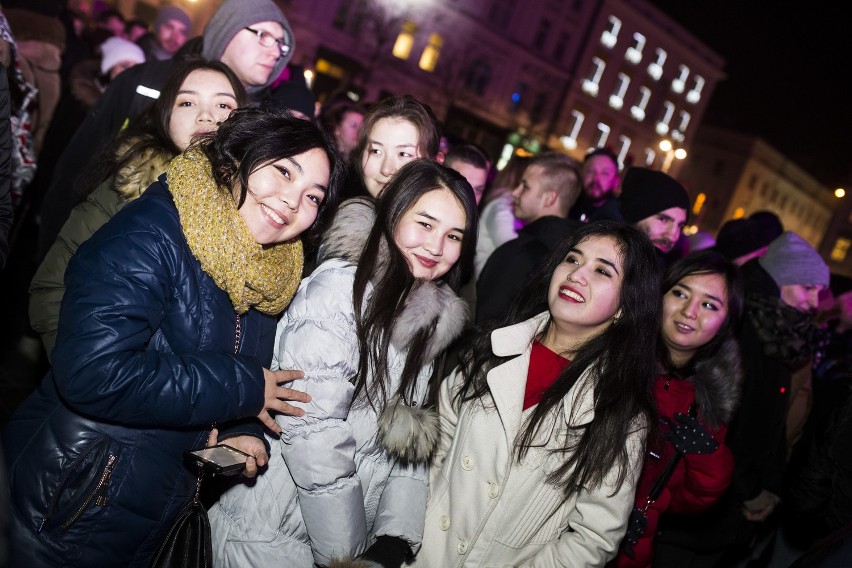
[759,231,829,288]
[154,6,191,33]
[201,0,294,93]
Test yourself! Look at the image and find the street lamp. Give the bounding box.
[659,139,686,173]
[836,188,846,198]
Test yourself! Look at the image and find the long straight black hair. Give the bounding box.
[352,159,478,409]
[659,249,744,373]
[456,221,662,494]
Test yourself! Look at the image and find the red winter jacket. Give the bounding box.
[611,342,743,568]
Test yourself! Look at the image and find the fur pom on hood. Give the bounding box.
[320,197,469,361]
[690,337,744,428]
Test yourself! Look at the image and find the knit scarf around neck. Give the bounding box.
[167,148,303,315]
[746,291,819,369]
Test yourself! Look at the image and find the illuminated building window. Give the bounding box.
[617,135,631,168]
[315,58,344,79]
[693,192,706,215]
[656,100,674,135]
[559,109,585,150]
[733,207,745,219]
[647,48,666,80]
[601,15,621,48]
[625,33,645,64]
[392,21,417,60]
[686,75,705,103]
[419,33,443,71]
[672,64,689,93]
[630,86,651,121]
[595,122,611,148]
[830,238,851,262]
[670,110,690,141]
[644,148,656,166]
[582,57,605,96]
[609,72,630,110]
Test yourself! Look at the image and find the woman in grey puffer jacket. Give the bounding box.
[209,160,478,568]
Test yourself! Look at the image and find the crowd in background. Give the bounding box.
[0,1,851,567]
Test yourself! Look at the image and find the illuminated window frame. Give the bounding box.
[686,75,705,103]
[647,48,666,80]
[625,32,645,64]
[418,33,443,71]
[609,72,630,110]
[392,21,417,60]
[601,15,621,48]
[656,100,674,135]
[630,86,651,121]
[595,122,611,148]
[672,64,689,93]
[559,109,585,150]
[582,57,606,96]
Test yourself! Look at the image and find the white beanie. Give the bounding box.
[100,36,146,75]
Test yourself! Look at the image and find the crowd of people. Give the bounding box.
[1,1,850,567]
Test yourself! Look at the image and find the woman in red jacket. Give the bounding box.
[612,249,744,568]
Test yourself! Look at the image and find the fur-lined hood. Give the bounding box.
[689,337,744,428]
[113,140,174,202]
[320,197,469,362]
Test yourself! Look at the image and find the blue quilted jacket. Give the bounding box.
[3,179,278,567]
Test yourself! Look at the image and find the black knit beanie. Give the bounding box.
[619,167,690,224]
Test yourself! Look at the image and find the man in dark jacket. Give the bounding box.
[38,0,295,257]
[476,152,580,322]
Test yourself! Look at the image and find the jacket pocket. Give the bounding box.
[38,436,120,533]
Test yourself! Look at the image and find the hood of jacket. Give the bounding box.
[113,139,174,202]
[689,336,744,428]
[319,197,468,363]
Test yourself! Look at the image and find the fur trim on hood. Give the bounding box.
[690,337,744,428]
[113,141,174,202]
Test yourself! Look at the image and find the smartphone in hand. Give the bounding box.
[186,444,250,476]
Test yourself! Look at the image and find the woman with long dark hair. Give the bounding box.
[210,159,478,568]
[30,58,249,360]
[413,221,662,566]
[612,250,744,567]
[3,106,344,567]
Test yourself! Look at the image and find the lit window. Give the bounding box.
[686,75,704,103]
[393,21,417,60]
[601,15,621,48]
[625,33,645,64]
[582,57,605,96]
[656,100,674,135]
[630,86,651,121]
[559,109,585,150]
[830,237,851,262]
[419,33,443,71]
[647,48,666,80]
[617,135,631,168]
[733,207,745,219]
[609,72,630,110]
[316,58,344,79]
[644,148,656,166]
[693,193,706,215]
[595,122,611,148]
[677,110,690,133]
[672,64,689,93]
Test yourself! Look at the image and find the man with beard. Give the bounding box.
[570,147,620,222]
[617,167,689,267]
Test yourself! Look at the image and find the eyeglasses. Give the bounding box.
[243,27,291,57]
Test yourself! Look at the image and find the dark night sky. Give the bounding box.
[647,1,852,190]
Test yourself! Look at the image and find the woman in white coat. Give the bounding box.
[209,160,478,568]
[414,221,662,567]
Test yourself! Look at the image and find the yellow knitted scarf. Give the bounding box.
[167,148,303,315]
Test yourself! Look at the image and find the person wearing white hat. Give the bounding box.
[99,36,145,80]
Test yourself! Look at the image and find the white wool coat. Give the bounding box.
[412,312,647,567]
[209,199,467,567]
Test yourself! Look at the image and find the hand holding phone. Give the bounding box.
[187,444,250,476]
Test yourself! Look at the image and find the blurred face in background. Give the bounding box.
[582,154,619,205]
[156,18,189,55]
[334,110,364,157]
[635,207,687,253]
[360,117,421,197]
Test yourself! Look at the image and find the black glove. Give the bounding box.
[667,412,718,455]
[620,506,648,558]
[360,535,410,568]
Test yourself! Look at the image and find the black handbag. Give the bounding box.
[151,465,212,568]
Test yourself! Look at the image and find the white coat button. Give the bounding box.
[439,515,450,531]
[457,539,468,554]
[461,456,474,470]
[488,482,499,499]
